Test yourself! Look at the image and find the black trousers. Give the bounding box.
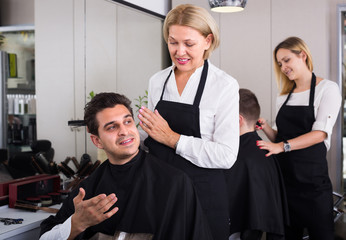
[285,224,334,240]
[284,188,334,240]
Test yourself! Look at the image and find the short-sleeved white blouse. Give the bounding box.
[275,79,341,150]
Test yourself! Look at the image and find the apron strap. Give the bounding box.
[159,70,173,101]
[193,60,209,107]
[282,72,316,107]
[159,60,209,107]
[309,72,316,107]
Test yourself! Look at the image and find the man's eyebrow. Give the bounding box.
[103,114,132,129]
[103,121,116,129]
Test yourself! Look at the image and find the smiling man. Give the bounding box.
[39,92,212,240]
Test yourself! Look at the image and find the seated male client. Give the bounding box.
[40,92,212,240]
[226,88,289,240]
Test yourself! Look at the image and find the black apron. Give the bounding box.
[275,73,334,232]
[144,60,230,240]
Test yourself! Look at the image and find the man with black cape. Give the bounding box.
[226,89,289,240]
[39,92,212,240]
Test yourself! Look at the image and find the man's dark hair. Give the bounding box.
[84,92,133,136]
[239,88,260,124]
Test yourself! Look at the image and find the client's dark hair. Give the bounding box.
[84,92,133,136]
[239,88,260,124]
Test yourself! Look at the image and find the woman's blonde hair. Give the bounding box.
[163,4,220,60]
[273,36,313,95]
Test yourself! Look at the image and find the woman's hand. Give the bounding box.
[256,118,277,142]
[256,140,284,157]
[138,106,180,149]
[255,118,267,131]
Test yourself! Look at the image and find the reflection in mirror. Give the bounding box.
[0,27,35,93]
[339,6,346,194]
[342,11,346,193]
[0,26,36,183]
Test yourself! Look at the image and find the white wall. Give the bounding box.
[0,0,169,26]
[124,0,170,15]
[35,0,167,163]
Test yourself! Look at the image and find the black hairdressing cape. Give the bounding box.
[40,150,213,240]
[225,131,289,236]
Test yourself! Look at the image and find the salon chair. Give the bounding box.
[7,140,55,178]
[0,148,13,182]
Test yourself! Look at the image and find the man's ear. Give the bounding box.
[239,114,244,127]
[90,134,103,149]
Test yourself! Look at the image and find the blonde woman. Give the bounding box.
[257,37,341,240]
[138,4,239,240]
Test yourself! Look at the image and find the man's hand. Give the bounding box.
[68,188,118,239]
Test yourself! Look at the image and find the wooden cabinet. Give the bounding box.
[35,0,167,163]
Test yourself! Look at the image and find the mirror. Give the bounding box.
[0,26,36,150]
[0,26,36,182]
[338,5,346,194]
[0,26,35,93]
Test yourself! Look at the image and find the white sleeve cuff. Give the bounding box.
[39,216,72,240]
[60,216,72,239]
[312,117,332,137]
[312,118,331,150]
[175,134,185,155]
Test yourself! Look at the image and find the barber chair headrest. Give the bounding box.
[30,140,52,153]
[0,149,8,163]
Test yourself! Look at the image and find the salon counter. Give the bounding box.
[0,204,60,240]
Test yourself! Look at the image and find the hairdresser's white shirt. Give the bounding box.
[39,216,71,240]
[146,60,239,169]
[274,79,341,150]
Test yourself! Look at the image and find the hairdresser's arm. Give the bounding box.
[257,130,326,157]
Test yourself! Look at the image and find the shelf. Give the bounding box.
[7,89,35,95]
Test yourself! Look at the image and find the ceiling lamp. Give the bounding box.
[208,0,247,13]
